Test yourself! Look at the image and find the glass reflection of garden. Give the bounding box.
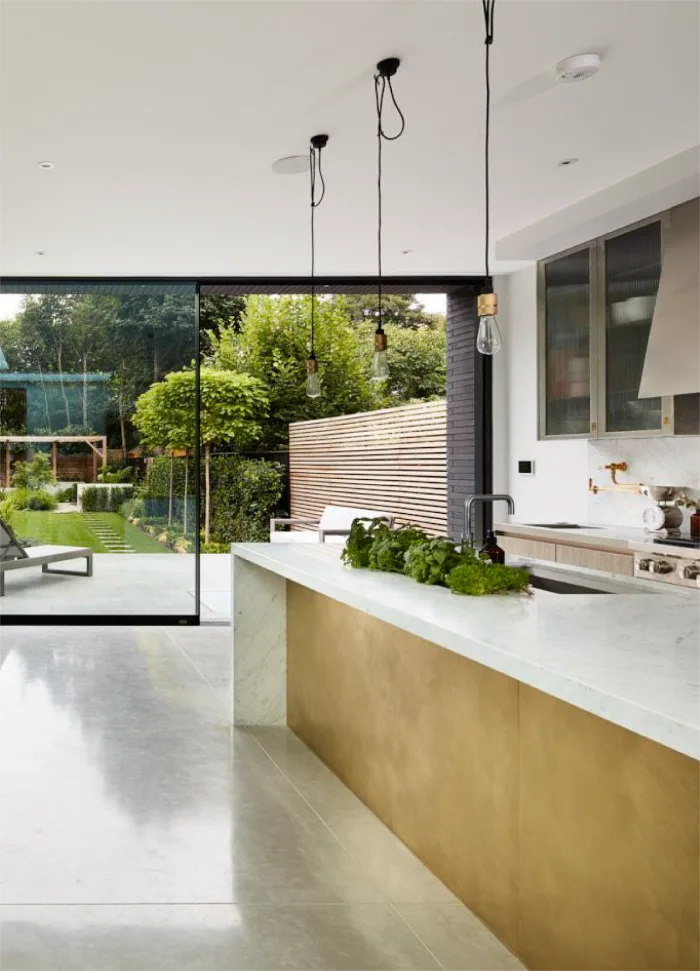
[1,290,446,564]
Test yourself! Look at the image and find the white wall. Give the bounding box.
[495,266,700,528]
[495,266,589,524]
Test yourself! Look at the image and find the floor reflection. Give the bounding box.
[0,627,234,903]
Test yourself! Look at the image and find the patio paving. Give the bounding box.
[0,553,231,622]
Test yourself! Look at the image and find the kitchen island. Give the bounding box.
[232,542,700,971]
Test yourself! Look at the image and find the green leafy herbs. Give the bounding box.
[340,517,391,569]
[341,521,532,597]
[368,526,429,573]
[403,538,463,586]
[446,560,531,597]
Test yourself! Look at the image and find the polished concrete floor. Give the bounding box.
[0,554,231,622]
[0,625,523,971]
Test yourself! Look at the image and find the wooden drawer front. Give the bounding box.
[555,543,634,577]
[499,536,557,562]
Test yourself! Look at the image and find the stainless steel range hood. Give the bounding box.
[638,198,700,398]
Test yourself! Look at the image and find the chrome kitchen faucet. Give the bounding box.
[462,494,515,548]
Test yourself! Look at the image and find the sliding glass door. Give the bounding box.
[0,281,199,623]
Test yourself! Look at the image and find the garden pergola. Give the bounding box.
[0,435,108,486]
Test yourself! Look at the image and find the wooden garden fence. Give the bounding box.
[289,400,447,535]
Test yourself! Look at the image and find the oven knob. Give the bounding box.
[637,558,653,572]
[649,559,674,574]
[680,563,700,581]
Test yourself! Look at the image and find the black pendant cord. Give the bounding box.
[374,70,406,336]
[309,143,326,358]
[482,0,495,291]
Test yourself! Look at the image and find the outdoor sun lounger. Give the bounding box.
[0,516,93,597]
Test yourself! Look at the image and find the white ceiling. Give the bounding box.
[1,0,698,278]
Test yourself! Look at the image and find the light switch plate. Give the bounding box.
[518,460,535,475]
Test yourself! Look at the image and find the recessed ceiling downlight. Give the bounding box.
[37,161,54,170]
[555,53,601,83]
[35,250,46,256]
[558,158,579,168]
[272,155,309,175]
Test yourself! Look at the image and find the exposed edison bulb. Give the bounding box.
[476,315,502,355]
[306,357,321,398]
[476,292,502,356]
[371,329,389,382]
[371,349,389,382]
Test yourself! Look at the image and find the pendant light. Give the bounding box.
[476,0,503,356]
[306,133,328,398]
[371,57,406,382]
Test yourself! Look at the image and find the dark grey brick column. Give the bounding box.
[446,286,490,544]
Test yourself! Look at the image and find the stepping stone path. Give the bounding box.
[82,514,135,553]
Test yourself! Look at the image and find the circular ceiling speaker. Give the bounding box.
[555,53,601,83]
[272,155,309,175]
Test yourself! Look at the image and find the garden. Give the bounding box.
[1,290,446,557]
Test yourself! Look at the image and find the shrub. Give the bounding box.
[7,488,30,511]
[139,454,284,545]
[11,453,56,491]
[98,465,135,484]
[201,539,229,554]
[0,497,17,522]
[81,485,134,513]
[208,455,284,544]
[26,490,58,511]
[57,484,78,503]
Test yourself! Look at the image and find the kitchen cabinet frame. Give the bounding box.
[537,241,598,440]
[538,211,675,440]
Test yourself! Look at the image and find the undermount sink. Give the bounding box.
[525,566,650,596]
[529,574,611,595]
[524,523,601,530]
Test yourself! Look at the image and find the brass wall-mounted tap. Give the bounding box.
[588,461,640,496]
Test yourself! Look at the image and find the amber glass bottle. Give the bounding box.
[481,531,505,565]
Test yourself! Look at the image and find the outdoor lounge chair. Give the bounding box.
[270,505,395,544]
[0,516,93,597]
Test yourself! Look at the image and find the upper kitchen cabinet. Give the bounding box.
[538,246,595,438]
[539,202,699,439]
[600,218,666,435]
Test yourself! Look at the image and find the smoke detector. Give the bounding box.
[555,53,601,83]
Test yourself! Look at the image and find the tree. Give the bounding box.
[208,295,377,447]
[337,293,444,331]
[199,294,246,357]
[376,322,447,402]
[133,368,268,543]
[68,295,117,425]
[11,295,75,425]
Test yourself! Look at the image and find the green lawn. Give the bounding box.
[10,512,173,554]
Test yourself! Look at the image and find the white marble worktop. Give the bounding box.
[495,520,700,558]
[232,542,700,760]
[495,520,649,551]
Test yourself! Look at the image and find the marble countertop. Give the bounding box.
[495,521,700,558]
[494,521,645,551]
[232,542,700,760]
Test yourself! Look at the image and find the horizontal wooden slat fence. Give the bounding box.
[289,400,447,535]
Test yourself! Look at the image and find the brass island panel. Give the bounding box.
[519,684,700,971]
[286,583,700,970]
[286,581,521,950]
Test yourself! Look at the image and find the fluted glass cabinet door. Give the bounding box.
[543,248,591,436]
[603,221,663,432]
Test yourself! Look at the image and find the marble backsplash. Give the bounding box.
[587,437,700,528]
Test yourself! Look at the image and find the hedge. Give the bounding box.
[139,454,284,545]
[81,485,135,513]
